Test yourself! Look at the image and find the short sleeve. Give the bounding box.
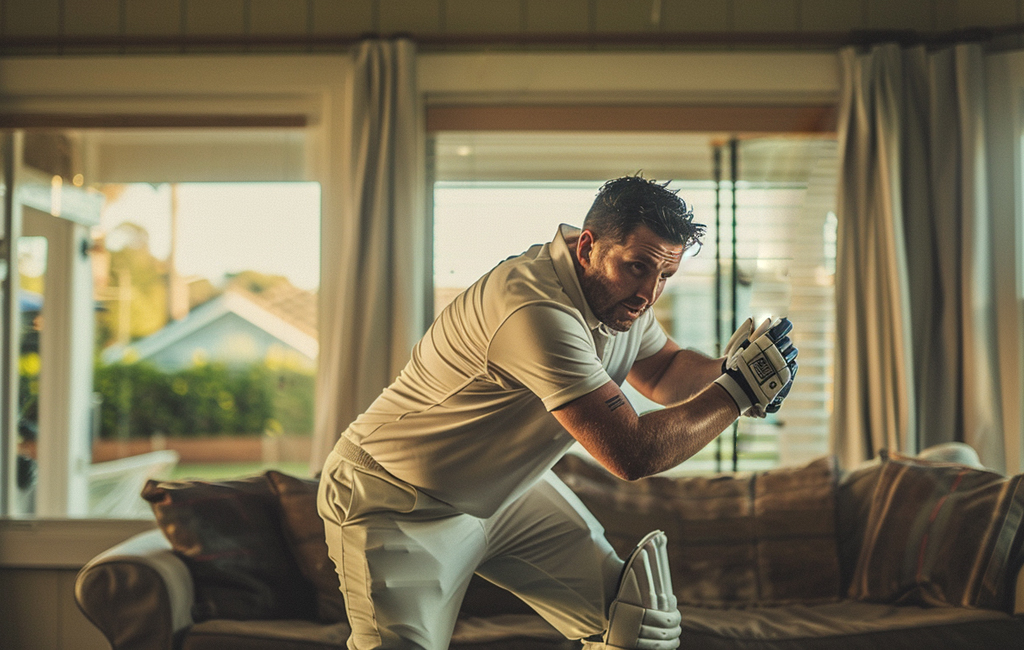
[634,310,669,361]
[488,303,611,411]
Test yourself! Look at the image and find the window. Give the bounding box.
[3,129,320,518]
[431,132,837,473]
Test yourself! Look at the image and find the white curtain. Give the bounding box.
[312,39,428,471]
[834,44,916,469]
[834,43,1004,471]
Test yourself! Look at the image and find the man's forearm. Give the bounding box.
[553,370,740,482]
[599,384,738,481]
[644,348,726,406]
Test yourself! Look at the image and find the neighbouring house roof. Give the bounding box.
[101,288,318,367]
[231,282,318,339]
[19,290,43,313]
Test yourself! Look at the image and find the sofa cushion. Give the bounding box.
[848,453,1024,610]
[264,471,348,624]
[675,600,1024,649]
[182,615,575,650]
[553,454,842,607]
[182,619,350,650]
[142,476,315,622]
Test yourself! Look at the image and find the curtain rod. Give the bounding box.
[0,25,1015,54]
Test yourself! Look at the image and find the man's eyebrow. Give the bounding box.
[629,248,683,264]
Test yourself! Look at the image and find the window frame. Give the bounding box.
[419,51,841,474]
[0,54,350,566]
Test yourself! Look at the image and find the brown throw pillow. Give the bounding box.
[834,459,885,592]
[553,454,841,607]
[848,454,1024,611]
[264,470,347,623]
[142,475,315,622]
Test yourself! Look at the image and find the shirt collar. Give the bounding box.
[550,224,605,332]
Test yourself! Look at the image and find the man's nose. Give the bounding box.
[637,274,659,304]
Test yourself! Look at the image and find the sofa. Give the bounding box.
[76,446,1024,649]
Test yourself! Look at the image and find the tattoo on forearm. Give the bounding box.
[605,395,626,412]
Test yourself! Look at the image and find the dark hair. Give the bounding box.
[583,175,705,250]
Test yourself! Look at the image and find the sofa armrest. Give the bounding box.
[1016,561,1024,616]
[75,528,195,650]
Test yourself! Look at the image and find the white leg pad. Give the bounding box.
[592,531,681,650]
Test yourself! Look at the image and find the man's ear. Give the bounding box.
[577,229,596,268]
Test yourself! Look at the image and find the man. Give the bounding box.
[318,176,798,649]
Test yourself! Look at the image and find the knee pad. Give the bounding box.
[585,530,681,650]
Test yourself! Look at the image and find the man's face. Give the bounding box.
[576,225,685,332]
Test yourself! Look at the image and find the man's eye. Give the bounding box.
[630,262,646,273]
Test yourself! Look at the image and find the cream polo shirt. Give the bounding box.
[341,224,668,518]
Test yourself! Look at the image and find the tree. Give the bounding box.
[99,223,170,346]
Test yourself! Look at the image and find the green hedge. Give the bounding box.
[93,360,315,440]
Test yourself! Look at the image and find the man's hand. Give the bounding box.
[714,318,798,413]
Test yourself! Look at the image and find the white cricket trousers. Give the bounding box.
[317,449,624,650]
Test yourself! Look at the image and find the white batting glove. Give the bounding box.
[722,318,774,418]
[721,317,753,370]
[714,318,798,414]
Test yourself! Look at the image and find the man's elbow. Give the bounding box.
[604,456,655,482]
[616,467,649,482]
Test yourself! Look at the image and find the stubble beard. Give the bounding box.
[578,271,643,332]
